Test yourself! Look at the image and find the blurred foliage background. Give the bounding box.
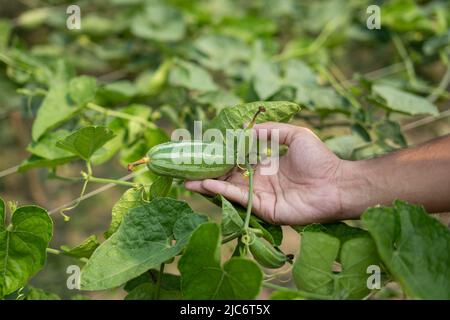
[0,0,449,299]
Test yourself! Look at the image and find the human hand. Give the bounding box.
[185,122,349,225]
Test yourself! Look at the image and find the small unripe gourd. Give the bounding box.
[248,233,287,269]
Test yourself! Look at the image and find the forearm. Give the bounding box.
[338,135,450,218]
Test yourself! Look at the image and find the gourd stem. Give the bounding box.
[154,263,165,300]
[243,162,254,231]
[248,106,266,129]
[128,157,150,172]
[221,233,241,244]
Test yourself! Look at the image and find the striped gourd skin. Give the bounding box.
[249,236,287,269]
[147,141,235,180]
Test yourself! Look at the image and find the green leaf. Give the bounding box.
[104,187,147,239]
[60,235,100,259]
[18,155,77,172]
[150,176,173,200]
[131,4,185,42]
[25,287,60,300]
[0,19,12,48]
[193,34,250,71]
[0,199,53,298]
[56,126,115,161]
[221,196,244,237]
[362,200,450,299]
[208,101,300,134]
[325,134,367,160]
[169,60,217,92]
[372,84,439,116]
[179,222,263,299]
[296,86,350,113]
[251,59,282,100]
[32,78,82,141]
[81,198,207,290]
[99,80,138,103]
[283,59,317,87]
[27,130,73,159]
[195,90,242,112]
[69,76,97,106]
[293,223,380,299]
[375,120,407,148]
[125,272,181,300]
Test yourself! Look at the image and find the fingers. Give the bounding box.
[254,122,316,146]
[184,181,215,196]
[185,179,251,209]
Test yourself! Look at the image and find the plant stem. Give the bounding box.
[243,163,254,231]
[392,33,417,86]
[262,282,331,300]
[46,248,61,255]
[88,176,138,187]
[60,178,89,221]
[154,263,165,300]
[428,51,450,102]
[317,65,361,110]
[221,233,241,244]
[87,102,157,129]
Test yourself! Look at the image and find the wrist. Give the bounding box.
[336,159,376,219]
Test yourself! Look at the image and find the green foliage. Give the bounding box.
[362,201,450,299]
[293,223,380,299]
[56,126,115,161]
[0,198,53,298]
[104,187,147,239]
[81,198,207,290]
[60,235,100,259]
[208,101,300,134]
[179,223,263,299]
[372,85,439,116]
[0,0,449,300]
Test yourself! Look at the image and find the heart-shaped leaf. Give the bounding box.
[56,126,115,161]
[293,223,380,299]
[362,200,450,299]
[179,222,263,299]
[0,198,53,298]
